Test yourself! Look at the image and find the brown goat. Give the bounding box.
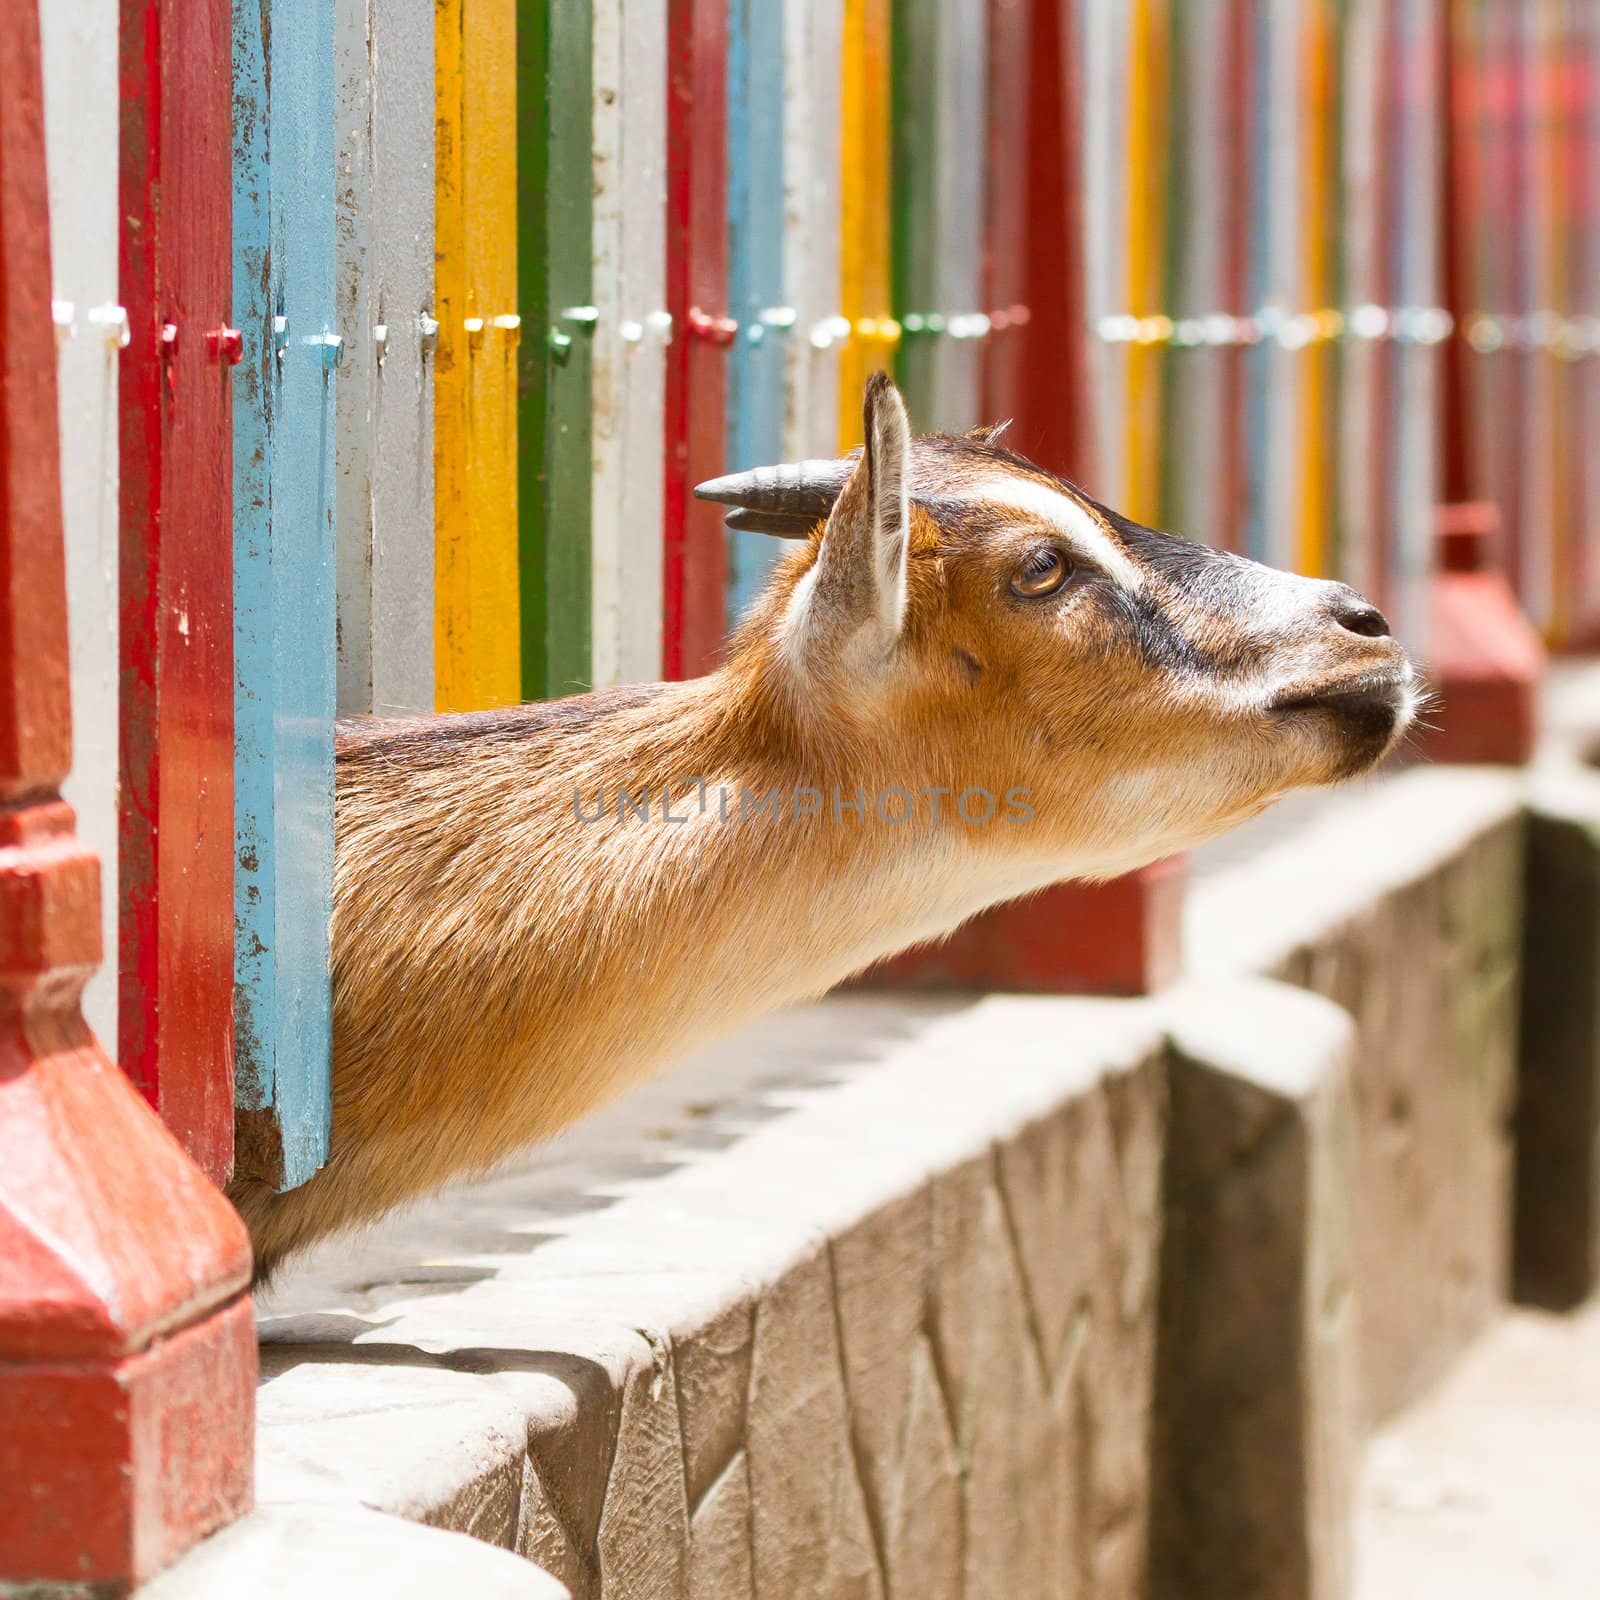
[231,373,1416,1279]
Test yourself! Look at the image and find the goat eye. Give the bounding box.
[1012,547,1072,598]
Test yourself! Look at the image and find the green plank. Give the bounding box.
[891,0,939,425]
[518,0,595,702]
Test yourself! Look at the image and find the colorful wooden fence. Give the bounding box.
[27,2,1600,1198]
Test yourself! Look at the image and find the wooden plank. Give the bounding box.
[118,0,237,1184]
[434,0,469,703]
[435,0,520,711]
[231,0,336,1191]
[1163,0,1226,548]
[591,0,626,687]
[1251,0,1301,572]
[663,0,731,677]
[1388,0,1442,652]
[41,0,119,1054]
[1024,0,1093,478]
[616,0,669,683]
[1082,0,1129,495]
[725,0,789,626]
[1518,0,1556,637]
[334,0,435,716]
[468,0,521,705]
[333,0,374,716]
[930,0,988,431]
[891,0,940,427]
[838,0,895,447]
[782,0,843,461]
[981,0,1032,432]
[1295,0,1339,578]
[1573,2,1600,644]
[1338,0,1383,597]
[891,0,987,431]
[1544,0,1579,645]
[1216,0,1255,555]
[1121,0,1168,524]
[519,0,595,701]
[0,15,255,1583]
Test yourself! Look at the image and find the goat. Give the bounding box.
[231,372,1417,1280]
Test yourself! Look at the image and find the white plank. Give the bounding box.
[334,0,376,713]
[1258,0,1302,573]
[1390,0,1442,654]
[1168,1,1225,550]
[1082,0,1128,499]
[335,0,435,716]
[931,0,987,432]
[41,0,119,1053]
[616,0,667,683]
[591,0,627,687]
[783,0,843,460]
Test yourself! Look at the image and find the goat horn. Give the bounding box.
[722,508,818,539]
[692,459,853,521]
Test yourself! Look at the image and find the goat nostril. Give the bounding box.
[1330,594,1391,639]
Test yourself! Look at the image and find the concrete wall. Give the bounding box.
[246,998,1168,1600]
[1188,769,1525,1425]
[146,763,1553,1600]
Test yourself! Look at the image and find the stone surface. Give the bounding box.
[687,1450,753,1599]
[1355,1302,1600,1600]
[1188,768,1524,1423]
[138,1504,569,1599]
[1154,979,1361,1600]
[247,994,1167,1599]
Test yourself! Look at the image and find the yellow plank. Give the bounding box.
[1296,0,1334,576]
[838,0,895,448]
[1123,0,1168,524]
[434,0,469,706]
[434,0,520,711]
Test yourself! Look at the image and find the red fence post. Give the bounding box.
[118,0,238,1185]
[0,7,255,1590]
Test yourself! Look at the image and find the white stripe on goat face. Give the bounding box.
[959,476,1145,594]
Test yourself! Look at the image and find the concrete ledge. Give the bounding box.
[1187,767,1525,1423]
[150,759,1545,1598]
[138,1504,569,1599]
[246,995,1169,1599]
[1153,979,1360,1600]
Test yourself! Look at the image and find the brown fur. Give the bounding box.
[232,376,1412,1279]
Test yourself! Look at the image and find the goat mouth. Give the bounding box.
[1268,672,1406,718]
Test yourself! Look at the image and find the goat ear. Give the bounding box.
[782,371,911,682]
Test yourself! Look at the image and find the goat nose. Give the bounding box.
[1325,586,1391,640]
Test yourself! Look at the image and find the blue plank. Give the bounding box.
[233,0,337,1189]
[726,0,788,628]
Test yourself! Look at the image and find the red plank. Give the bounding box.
[118,0,236,1184]
[0,8,254,1588]
[664,0,730,680]
[1438,1,1474,507]
[983,0,1094,481]
[981,0,1033,434]
[862,859,1189,998]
